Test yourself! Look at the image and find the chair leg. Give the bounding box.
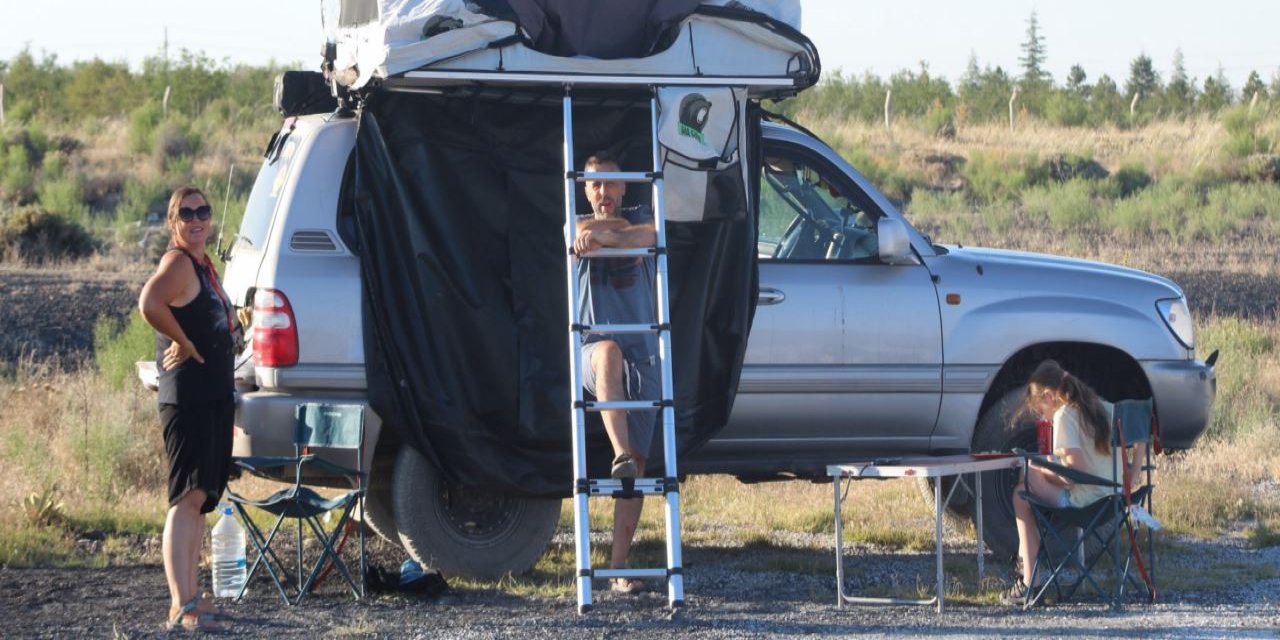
[235,504,298,605]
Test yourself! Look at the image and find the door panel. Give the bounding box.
[710,142,943,458]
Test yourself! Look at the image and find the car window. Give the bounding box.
[759,149,880,262]
[236,132,300,254]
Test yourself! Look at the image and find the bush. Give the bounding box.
[94,313,156,391]
[1222,107,1275,158]
[154,119,199,164]
[1041,153,1109,183]
[1110,163,1153,198]
[960,152,1048,205]
[0,205,98,263]
[1,144,36,202]
[127,102,164,155]
[36,175,89,223]
[116,177,166,227]
[1021,180,1100,230]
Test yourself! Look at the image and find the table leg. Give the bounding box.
[834,476,845,608]
[935,478,944,614]
[976,471,985,583]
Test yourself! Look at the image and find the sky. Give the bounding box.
[1,1,1278,89]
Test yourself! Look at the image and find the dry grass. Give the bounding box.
[802,114,1235,178]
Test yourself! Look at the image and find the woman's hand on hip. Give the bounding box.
[164,339,205,369]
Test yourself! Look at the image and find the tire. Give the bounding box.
[391,445,562,580]
[914,476,976,535]
[971,386,1035,561]
[360,453,401,547]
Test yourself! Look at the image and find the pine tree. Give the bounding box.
[1018,10,1051,86]
[1200,67,1233,113]
[1066,65,1088,94]
[1124,54,1161,102]
[1165,48,1196,116]
[1242,70,1268,102]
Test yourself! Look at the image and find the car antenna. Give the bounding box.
[216,163,234,262]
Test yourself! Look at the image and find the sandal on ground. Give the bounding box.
[1000,578,1045,607]
[165,596,225,631]
[197,592,232,621]
[610,577,649,594]
[610,453,638,479]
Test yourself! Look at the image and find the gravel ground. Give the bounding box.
[2,529,1277,639]
[0,265,147,365]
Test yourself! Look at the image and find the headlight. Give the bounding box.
[1156,297,1194,349]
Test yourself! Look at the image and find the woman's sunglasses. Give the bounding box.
[178,205,213,222]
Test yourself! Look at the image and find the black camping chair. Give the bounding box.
[1019,399,1158,608]
[227,403,367,605]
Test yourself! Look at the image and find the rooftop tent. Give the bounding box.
[344,0,819,496]
[334,0,817,95]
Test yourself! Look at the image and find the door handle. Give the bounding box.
[758,288,785,305]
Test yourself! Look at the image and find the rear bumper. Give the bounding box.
[235,389,380,484]
[1142,358,1216,450]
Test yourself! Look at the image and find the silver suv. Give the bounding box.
[215,112,1215,578]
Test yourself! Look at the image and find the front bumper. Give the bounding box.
[1142,358,1216,450]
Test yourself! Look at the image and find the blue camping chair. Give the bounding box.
[227,403,367,605]
[1019,399,1158,608]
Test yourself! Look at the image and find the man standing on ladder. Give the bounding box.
[573,150,659,595]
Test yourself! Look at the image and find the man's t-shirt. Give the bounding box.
[576,205,657,363]
[1053,400,1122,507]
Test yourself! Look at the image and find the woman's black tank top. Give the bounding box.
[156,248,235,405]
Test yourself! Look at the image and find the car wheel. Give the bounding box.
[914,476,976,535]
[391,445,562,580]
[971,386,1035,561]
[360,453,401,546]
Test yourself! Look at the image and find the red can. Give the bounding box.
[1036,418,1052,454]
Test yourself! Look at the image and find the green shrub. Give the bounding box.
[154,118,199,164]
[36,175,89,223]
[116,176,166,227]
[94,313,156,391]
[1,144,36,201]
[922,100,956,140]
[1022,179,1100,230]
[1110,163,1153,198]
[0,205,98,263]
[127,102,164,155]
[1222,107,1275,158]
[960,151,1047,205]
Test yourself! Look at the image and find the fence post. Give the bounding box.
[1008,87,1019,131]
[1,84,5,127]
[1130,92,1141,118]
[1250,91,1260,112]
[883,89,892,130]
[163,85,171,118]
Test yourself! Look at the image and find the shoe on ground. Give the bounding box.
[610,577,649,594]
[611,453,638,479]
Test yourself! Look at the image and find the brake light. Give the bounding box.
[253,288,298,367]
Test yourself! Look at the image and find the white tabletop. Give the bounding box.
[826,454,1022,479]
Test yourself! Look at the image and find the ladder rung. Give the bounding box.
[579,400,663,411]
[574,323,667,335]
[586,478,667,496]
[594,568,670,580]
[577,247,661,258]
[570,171,658,183]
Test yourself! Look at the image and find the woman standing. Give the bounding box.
[139,186,236,630]
[1004,359,1123,605]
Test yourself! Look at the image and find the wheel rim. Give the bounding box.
[433,483,524,547]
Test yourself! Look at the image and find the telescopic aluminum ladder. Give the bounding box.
[562,87,684,613]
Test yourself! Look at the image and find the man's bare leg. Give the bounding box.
[590,340,631,462]
[611,456,646,590]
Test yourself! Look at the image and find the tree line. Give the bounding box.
[783,11,1279,130]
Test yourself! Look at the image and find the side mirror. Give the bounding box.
[877,218,915,265]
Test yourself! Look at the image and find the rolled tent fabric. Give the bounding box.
[352,92,758,496]
[504,0,704,58]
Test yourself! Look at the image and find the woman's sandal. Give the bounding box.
[197,592,233,621]
[165,595,225,631]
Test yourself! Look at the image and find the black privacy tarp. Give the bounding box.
[500,0,704,58]
[352,92,756,496]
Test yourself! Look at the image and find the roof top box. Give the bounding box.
[334,0,819,97]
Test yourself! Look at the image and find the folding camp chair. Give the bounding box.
[227,403,367,605]
[1019,399,1158,608]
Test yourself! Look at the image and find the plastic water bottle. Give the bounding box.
[210,504,247,598]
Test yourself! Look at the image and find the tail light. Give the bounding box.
[253,288,298,367]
